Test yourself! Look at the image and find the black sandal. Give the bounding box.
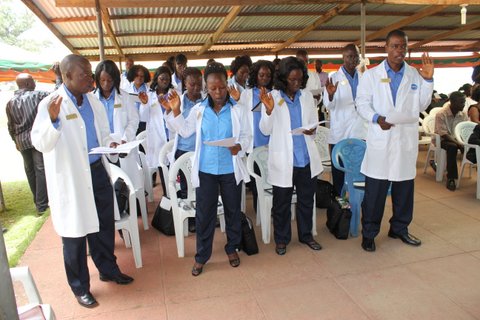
[227,252,240,268]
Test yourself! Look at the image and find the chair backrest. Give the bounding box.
[454,121,477,145]
[314,125,331,163]
[246,146,271,190]
[136,131,147,152]
[422,114,436,135]
[108,164,137,215]
[168,151,195,203]
[331,138,366,179]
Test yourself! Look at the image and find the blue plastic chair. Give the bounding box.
[331,139,366,237]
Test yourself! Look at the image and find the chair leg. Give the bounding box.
[136,189,149,230]
[458,161,467,188]
[122,228,132,248]
[128,220,143,268]
[262,197,272,244]
[311,198,317,236]
[423,148,432,174]
[174,215,186,258]
[436,150,446,182]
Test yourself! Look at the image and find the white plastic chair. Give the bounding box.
[246,146,316,244]
[422,114,446,182]
[313,123,332,178]
[158,140,175,198]
[136,131,147,152]
[168,152,225,258]
[454,121,477,188]
[10,266,56,319]
[136,131,158,202]
[109,164,143,268]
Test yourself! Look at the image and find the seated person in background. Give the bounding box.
[467,84,480,124]
[466,124,480,164]
[434,91,468,191]
[459,83,477,113]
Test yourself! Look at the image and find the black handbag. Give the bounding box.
[240,213,259,255]
[114,178,129,218]
[316,179,336,209]
[326,198,352,240]
[151,197,175,236]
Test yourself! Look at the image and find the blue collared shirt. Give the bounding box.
[98,90,115,133]
[341,66,359,100]
[177,95,202,152]
[252,87,270,148]
[133,83,147,111]
[281,90,310,168]
[64,85,101,164]
[199,97,235,175]
[385,61,405,106]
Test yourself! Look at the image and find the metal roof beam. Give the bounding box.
[356,5,448,44]
[272,4,351,53]
[196,5,242,55]
[98,3,124,57]
[410,20,480,50]
[21,0,78,54]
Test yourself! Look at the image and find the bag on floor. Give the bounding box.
[151,196,175,236]
[326,198,352,240]
[240,212,259,255]
[114,177,130,218]
[316,179,336,209]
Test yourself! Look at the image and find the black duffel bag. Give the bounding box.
[240,213,259,255]
[326,198,352,240]
[316,179,336,209]
[151,197,175,236]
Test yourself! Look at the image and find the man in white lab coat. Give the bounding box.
[31,54,134,308]
[356,30,434,252]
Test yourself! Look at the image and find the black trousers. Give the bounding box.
[329,144,344,196]
[20,148,48,212]
[361,176,414,239]
[272,165,316,245]
[62,161,120,296]
[195,172,242,264]
[247,161,261,213]
[441,140,461,179]
[174,149,189,199]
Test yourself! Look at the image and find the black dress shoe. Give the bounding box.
[275,244,287,255]
[361,237,376,252]
[446,179,456,191]
[99,272,134,285]
[388,230,422,246]
[192,262,204,276]
[75,292,98,308]
[300,240,322,251]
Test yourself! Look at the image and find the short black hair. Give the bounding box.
[150,66,173,92]
[459,83,472,97]
[274,56,308,92]
[183,67,202,80]
[127,65,151,83]
[175,54,188,65]
[343,43,358,53]
[386,29,408,43]
[204,62,227,82]
[296,49,308,57]
[247,60,275,90]
[94,59,121,96]
[230,55,252,76]
[449,91,466,103]
[163,56,175,74]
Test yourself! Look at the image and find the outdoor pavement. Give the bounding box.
[14,149,480,320]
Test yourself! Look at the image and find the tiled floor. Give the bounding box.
[15,150,480,319]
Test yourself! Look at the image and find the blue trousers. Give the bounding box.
[62,160,120,296]
[272,165,316,245]
[361,176,414,239]
[195,172,242,264]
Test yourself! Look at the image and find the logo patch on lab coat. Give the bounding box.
[411,84,418,90]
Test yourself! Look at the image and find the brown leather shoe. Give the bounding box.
[227,252,240,267]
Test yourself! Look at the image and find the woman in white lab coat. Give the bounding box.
[228,55,252,94]
[126,64,150,134]
[94,60,143,190]
[259,56,323,255]
[163,62,251,276]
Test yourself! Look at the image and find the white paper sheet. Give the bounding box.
[89,140,143,155]
[385,112,418,125]
[128,93,142,103]
[290,122,321,135]
[203,137,237,147]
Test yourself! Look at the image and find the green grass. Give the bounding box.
[0,181,49,267]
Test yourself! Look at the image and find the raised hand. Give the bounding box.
[48,95,62,122]
[418,52,434,80]
[259,87,274,115]
[227,85,240,101]
[160,91,181,116]
[325,77,339,101]
[138,91,148,104]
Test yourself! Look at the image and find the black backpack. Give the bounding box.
[114,178,130,218]
[240,213,259,255]
[326,198,352,240]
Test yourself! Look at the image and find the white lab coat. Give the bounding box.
[172,72,183,95]
[120,72,130,92]
[238,88,259,153]
[127,82,150,123]
[259,89,323,188]
[356,60,433,181]
[323,67,367,144]
[306,70,322,96]
[228,76,246,94]
[95,89,143,190]
[142,90,171,167]
[31,85,117,238]
[166,98,252,188]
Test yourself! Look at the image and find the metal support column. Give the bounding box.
[95,0,105,61]
[360,1,366,59]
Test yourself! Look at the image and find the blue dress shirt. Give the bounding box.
[372,61,405,123]
[64,85,101,164]
[177,95,202,152]
[281,90,310,168]
[252,87,270,148]
[199,97,235,175]
[341,66,359,101]
[98,90,115,133]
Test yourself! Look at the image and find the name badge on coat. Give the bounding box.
[114,103,122,108]
[66,113,78,120]
[381,78,391,83]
